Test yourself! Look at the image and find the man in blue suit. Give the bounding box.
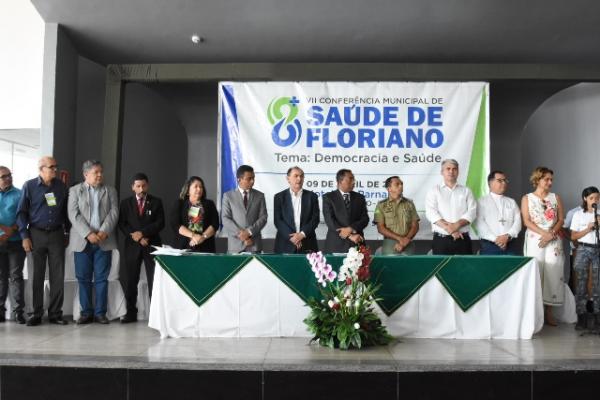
[273,166,320,253]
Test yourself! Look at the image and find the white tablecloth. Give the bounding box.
[149,258,550,339]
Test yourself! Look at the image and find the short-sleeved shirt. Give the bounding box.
[0,186,22,241]
[374,197,419,237]
[570,209,598,245]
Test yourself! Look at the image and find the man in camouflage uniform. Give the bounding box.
[374,176,420,255]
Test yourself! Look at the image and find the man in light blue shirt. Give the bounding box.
[0,166,26,323]
[68,160,119,324]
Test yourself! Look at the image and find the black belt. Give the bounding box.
[434,232,470,238]
[578,242,600,249]
[481,238,514,244]
[31,226,63,233]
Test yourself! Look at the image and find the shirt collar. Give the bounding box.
[289,188,303,198]
[0,185,14,193]
[238,187,249,195]
[37,176,52,186]
[442,182,458,190]
[388,196,404,204]
[84,182,102,191]
[490,192,504,200]
[339,189,350,196]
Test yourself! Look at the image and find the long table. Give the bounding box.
[148,254,544,339]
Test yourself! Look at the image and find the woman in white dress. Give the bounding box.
[521,166,565,326]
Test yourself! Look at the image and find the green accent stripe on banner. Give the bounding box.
[435,256,532,312]
[155,255,251,307]
[371,256,448,316]
[465,86,489,200]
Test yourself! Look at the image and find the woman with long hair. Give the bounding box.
[170,176,219,252]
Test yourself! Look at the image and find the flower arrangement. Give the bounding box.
[303,245,393,350]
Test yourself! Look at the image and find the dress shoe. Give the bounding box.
[49,317,68,325]
[120,314,137,323]
[0,313,5,323]
[76,315,93,325]
[94,315,110,324]
[26,316,42,326]
[15,313,26,324]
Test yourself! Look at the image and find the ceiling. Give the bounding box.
[0,129,40,148]
[32,0,600,66]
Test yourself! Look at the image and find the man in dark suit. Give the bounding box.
[273,166,320,253]
[118,173,165,323]
[322,169,369,253]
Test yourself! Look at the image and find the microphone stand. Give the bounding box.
[594,204,600,292]
[593,204,600,331]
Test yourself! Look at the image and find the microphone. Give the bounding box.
[593,203,598,210]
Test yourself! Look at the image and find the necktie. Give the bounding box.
[343,193,350,212]
[243,191,248,209]
[137,197,144,216]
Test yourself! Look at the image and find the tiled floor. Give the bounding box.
[1,320,600,371]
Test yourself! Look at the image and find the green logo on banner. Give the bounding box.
[268,96,302,147]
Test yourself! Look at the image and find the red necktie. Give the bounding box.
[137,197,144,216]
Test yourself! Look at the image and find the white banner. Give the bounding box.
[219,82,489,240]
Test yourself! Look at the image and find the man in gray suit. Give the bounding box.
[221,165,268,253]
[322,169,369,253]
[68,160,119,324]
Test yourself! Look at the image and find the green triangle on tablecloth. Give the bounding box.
[256,254,346,304]
[155,254,251,307]
[257,254,443,317]
[371,256,448,316]
[435,256,532,312]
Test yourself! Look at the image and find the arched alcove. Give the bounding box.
[521,83,600,209]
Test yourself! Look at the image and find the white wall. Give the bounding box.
[0,0,44,129]
[521,83,600,211]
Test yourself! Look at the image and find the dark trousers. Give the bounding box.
[574,246,600,315]
[30,228,65,318]
[120,242,155,316]
[432,233,473,255]
[0,241,26,316]
[480,239,519,255]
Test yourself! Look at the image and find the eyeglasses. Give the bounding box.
[0,173,11,179]
[495,178,509,183]
[43,165,58,170]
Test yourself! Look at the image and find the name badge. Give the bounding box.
[45,192,57,206]
[188,206,200,218]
